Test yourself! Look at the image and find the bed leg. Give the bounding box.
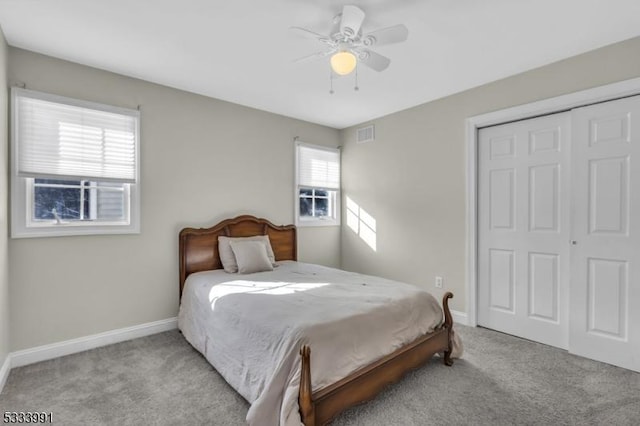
[442,292,454,367]
[299,345,315,426]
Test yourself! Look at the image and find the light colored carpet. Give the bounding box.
[1,325,639,425]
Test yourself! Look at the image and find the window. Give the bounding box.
[295,142,340,226]
[31,179,127,222]
[11,88,140,238]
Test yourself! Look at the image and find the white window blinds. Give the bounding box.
[14,89,139,183]
[297,144,340,189]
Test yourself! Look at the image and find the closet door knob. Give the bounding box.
[571,240,577,245]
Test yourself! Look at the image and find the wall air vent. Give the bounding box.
[356,125,375,144]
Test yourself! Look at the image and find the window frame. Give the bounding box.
[294,141,341,227]
[10,88,140,238]
[28,178,130,224]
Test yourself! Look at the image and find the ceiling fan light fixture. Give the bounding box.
[330,51,357,75]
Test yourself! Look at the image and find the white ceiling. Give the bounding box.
[1,0,639,129]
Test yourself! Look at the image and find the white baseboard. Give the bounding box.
[0,354,10,394]
[451,310,469,326]
[10,317,178,369]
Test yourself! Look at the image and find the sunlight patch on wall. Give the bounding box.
[345,196,377,251]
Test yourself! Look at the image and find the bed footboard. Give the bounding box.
[299,292,455,426]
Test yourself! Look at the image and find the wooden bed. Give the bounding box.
[179,215,455,426]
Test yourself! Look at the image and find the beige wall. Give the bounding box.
[0,28,9,367]
[8,36,640,351]
[340,36,640,313]
[7,48,340,351]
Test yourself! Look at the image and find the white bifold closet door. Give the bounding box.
[569,96,640,372]
[478,113,571,350]
[478,95,640,372]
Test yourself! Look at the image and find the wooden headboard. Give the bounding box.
[178,215,297,298]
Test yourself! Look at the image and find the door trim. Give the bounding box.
[465,76,640,327]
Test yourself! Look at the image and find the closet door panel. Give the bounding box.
[478,113,571,349]
[570,96,640,372]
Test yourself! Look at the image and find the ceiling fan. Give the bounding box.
[291,5,409,77]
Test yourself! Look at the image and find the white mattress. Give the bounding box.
[178,261,461,426]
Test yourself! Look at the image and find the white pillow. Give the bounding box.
[218,235,276,273]
[229,240,274,274]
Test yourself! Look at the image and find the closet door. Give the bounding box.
[570,96,640,372]
[478,113,571,349]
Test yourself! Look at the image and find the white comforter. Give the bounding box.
[178,261,461,426]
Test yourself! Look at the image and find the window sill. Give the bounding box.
[295,219,341,228]
[11,223,140,239]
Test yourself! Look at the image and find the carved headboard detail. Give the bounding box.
[178,215,297,298]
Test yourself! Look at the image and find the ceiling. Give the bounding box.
[1,0,639,129]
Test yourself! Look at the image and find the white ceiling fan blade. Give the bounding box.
[340,5,365,38]
[293,49,335,63]
[289,26,332,45]
[363,24,408,46]
[358,49,391,72]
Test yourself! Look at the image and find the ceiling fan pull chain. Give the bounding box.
[354,65,359,91]
[329,69,335,94]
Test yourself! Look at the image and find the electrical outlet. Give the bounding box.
[435,276,443,289]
